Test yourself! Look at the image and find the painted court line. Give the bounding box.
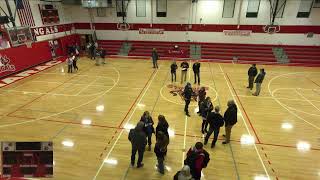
[93,69,159,180]
[295,89,320,113]
[219,64,270,179]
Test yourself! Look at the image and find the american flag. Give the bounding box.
[15,0,35,27]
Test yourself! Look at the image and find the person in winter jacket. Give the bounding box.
[247,64,258,90]
[204,106,224,148]
[182,83,193,116]
[140,111,155,151]
[156,115,169,139]
[174,165,193,180]
[128,121,147,168]
[154,131,169,174]
[152,48,159,68]
[180,61,189,84]
[197,87,206,115]
[171,61,178,83]
[184,142,210,180]
[200,97,213,134]
[222,100,238,144]
[253,68,266,96]
[192,60,201,85]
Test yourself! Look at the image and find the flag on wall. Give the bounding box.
[15,0,35,27]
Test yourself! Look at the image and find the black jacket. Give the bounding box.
[171,63,178,73]
[140,116,154,135]
[224,104,238,126]
[183,86,193,100]
[193,62,200,73]
[248,67,258,77]
[181,62,189,71]
[128,129,147,149]
[207,112,224,129]
[156,121,169,138]
[255,72,266,83]
[152,51,159,60]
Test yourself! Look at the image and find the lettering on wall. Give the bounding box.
[223,30,252,36]
[139,28,164,34]
[0,54,15,74]
[33,26,59,36]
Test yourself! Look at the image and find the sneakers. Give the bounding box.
[186,113,190,117]
[211,144,215,148]
[137,163,144,168]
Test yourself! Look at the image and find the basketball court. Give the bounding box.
[0,57,319,179]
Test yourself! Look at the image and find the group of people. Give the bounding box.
[87,41,107,65]
[66,45,80,73]
[128,111,211,180]
[247,64,266,96]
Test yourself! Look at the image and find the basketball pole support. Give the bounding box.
[271,0,280,26]
[4,0,16,27]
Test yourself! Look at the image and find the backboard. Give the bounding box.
[6,26,33,47]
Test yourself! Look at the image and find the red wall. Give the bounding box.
[0,34,80,78]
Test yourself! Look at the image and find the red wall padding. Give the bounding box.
[0,34,80,78]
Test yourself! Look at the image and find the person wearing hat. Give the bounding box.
[247,64,258,90]
[182,82,193,117]
[253,68,266,96]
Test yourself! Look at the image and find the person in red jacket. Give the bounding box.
[184,142,210,180]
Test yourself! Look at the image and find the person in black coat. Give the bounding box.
[140,111,155,151]
[204,106,224,148]
[128,121,147,168]
[152,48,159,68]
[192,60,201,85]
[156,115,169,139]
[200,97,213,134]
[154,131,169,174]
[253,69,266,96]
[182,82,193,116]
[170,61,178,83]
[247,64,258,90]
[222,100,237,144]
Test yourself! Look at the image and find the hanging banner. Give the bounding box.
[139,28,164,34]
[223,30,252,36]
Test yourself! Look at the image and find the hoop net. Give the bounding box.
[26,41,32,48]
[263,24,281,34]
[117,23,130,31]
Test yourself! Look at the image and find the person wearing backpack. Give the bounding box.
[128,121,147,168]
[140,111,155,151]
[184,142,210,180]
[154,131,169,174]
[222,100,238,144]
[204,106,224,148]
[174,165,193,180]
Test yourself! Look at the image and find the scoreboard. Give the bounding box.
[1,142,53,178]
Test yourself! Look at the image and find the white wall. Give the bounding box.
[66,0,320,25]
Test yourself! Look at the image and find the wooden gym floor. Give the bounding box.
[0,57,319,180]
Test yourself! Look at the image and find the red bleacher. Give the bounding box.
[200,43,276,63]
[283,45,320,65]
[97,40,123,55]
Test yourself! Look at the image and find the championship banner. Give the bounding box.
[139,28,164,34]
[223,30,252,36]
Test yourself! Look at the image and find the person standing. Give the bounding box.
[140,111,155,151]
[180,61,189,84]
[192,60,201,85]
[184,142,210,180]
[253,69,266,96]
[247,64,258,90]
[204,106,224,148]
[171,61,178,83]
[200,97,213,134]
[222,100,238,144]
[156,115,169,139]
[182,83,193,117]
[89,42,96,60]
[100,48,106,64]
[197,87,206,115]
[152,48,159,68]
[128,121,147,168]
[72,54,78,72]
[154,131,169,174]
[67,55,73,73]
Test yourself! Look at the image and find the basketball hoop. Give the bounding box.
[26,41,32,48]
[263,24,280,34]
[117,23,130,31]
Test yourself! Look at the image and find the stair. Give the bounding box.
[119,42,132,56]
[273,47,289,64]
[190,44,201,59]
